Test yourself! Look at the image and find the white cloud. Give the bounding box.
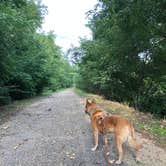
[41,0,97,52]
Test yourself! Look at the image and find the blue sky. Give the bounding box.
[41,0,98,52]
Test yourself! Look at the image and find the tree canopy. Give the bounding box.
[74,0,166,117]
[0,0,74,104]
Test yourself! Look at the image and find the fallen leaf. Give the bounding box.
[160,125,164,129]
[13,143,22,150]
[106,152,110,156]
[66,152,70,155]
[3,125,9,130]
[70,156,75,159]
[13,145,19,150]
[109,159,115,164]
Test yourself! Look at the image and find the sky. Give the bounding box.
[41,0,98,52]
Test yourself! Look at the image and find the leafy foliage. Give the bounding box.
[0,0,73,105]
[74,0,166,117]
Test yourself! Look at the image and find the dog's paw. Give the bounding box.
[115,160,122,165]
[136,156,141,163]
[91,146,97,151]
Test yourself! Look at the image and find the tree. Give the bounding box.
[0,0,74,104]
[74,0,166,117]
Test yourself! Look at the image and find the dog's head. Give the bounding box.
[85,99,96,115]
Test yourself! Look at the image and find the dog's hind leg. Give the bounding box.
[115,136,123,164]
[102,134,108,145]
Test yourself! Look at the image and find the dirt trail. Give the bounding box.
[0,89,165,166]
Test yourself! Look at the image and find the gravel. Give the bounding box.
[0,89,165,166]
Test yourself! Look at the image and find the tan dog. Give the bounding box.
[85,99,141,164]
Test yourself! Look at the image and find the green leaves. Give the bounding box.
[0,0,73,105]
[75,0,166,117]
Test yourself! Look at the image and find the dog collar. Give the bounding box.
[88,109,95,116]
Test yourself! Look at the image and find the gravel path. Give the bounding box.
[0,89,165,166]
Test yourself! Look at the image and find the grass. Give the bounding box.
[75,88,166,148]
[74,88,87,97]
[42,88,55,96]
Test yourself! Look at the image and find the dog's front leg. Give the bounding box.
[91,130,98,151]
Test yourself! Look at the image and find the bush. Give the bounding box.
[0,1,74,105]
[8,72,35,99]
[0,86,11,105]
[138,79,166,117]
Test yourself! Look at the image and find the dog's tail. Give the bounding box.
[129,125,142,150]
[131,125,135,139]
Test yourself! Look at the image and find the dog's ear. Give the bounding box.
[86,98,92,104]
[92,99,96,104]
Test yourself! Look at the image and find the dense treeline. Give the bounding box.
[73,0,166,117]
[0,0,73,105]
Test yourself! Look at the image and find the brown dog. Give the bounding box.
[85,99,141,164]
